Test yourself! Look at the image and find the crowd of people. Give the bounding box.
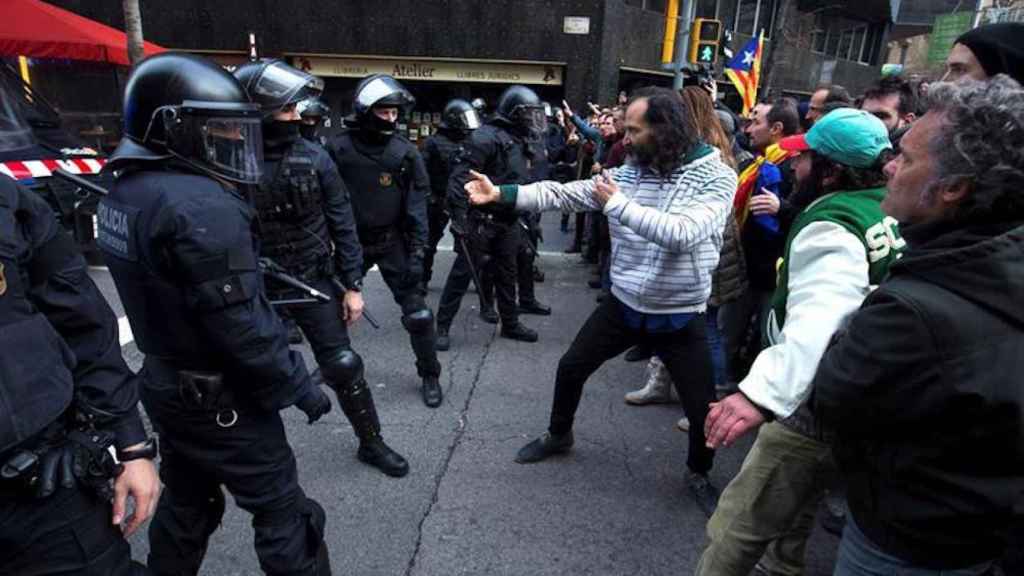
[0,18,1022,576]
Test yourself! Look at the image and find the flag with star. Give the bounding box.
[724,31,764,117]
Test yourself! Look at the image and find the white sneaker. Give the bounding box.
[624,358,678,405]
[676,417,690,432]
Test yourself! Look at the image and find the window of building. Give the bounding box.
[861,25,879,64]
[850,26,867,62]
[811,28,827,53]
[733,0,779,38]
[838,28,854,60]
[696,0,719,19]
[826,26,841,56]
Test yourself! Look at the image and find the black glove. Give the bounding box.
[296,386,332,424]
[1,428,121,500]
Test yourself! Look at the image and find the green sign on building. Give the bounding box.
[928,12,976,66]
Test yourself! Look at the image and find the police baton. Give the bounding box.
[258,258,331,303]
[455,231,491,312]
[518,219,540,258]
[331,277,380,329]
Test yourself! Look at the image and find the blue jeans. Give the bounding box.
[706,306,726,388]
[835,517,994,576]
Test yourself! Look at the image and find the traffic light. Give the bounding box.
[688,18,722,65]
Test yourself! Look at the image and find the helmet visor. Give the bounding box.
[164,103,264,184]
[251,61,324,113]
[357,76,414,112]
[461,109,482,130]
[0,78,35,153]
[198,116,264,184]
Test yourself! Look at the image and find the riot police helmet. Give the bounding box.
[298,97,331,123]
[438,99,481,133]
[0,74,35,154]
[233,59,324,119]
[495,85,547,137]
[109,52,264,184]
[351,74,415,134]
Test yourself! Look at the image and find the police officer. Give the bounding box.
[234,60,409,476]
[298,96,332,147]
[420,98,481,293]
[0,78,160,573]
[97,53,332,575]
[328,74,443,408]
[437,85,549,347]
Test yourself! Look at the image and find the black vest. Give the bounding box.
[0,187,75,453]
[425,131,464,202]
[252,139,331,282]
[332,131,413,240]
[97,170,238,364]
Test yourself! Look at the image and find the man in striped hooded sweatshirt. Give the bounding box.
[465,87,738,516]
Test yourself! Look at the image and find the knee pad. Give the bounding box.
[319,349,364,390]
[401,307,434,334]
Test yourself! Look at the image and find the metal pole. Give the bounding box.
[673,0,695,90]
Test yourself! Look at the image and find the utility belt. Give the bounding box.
[145,358,241,428]
[469,210,516,227]
[0,409,122,500]
[359,226,401,258]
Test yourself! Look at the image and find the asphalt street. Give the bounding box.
[90,215,840,575]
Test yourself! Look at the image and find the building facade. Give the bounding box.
[34,0,894,141]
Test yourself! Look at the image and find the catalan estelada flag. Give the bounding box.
[724,31,764,117]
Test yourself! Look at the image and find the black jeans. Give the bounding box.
[437,218,519,329]
[362,241,441,378]
[0,483,149,575]
[141,362,329,576]
[549,295,716,474]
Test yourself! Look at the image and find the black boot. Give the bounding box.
[335,377,410,477]
[515,431,574,463]
[501,322,538,342]
[518,299,552,316]
[436,326,450,351]
[479,305,499,324]
[422,375,443,408]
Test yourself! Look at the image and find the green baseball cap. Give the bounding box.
[779,108,892,168]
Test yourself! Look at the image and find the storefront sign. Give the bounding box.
[293,56,564,86]
[563,17,591,35]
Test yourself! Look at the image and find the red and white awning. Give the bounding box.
[0,157,106,181]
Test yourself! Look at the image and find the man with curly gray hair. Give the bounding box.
[812,75,1024,575]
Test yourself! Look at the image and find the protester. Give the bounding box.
[626,86,743,429]
[722,98,800,384]
[813,75,1024,576]
[943,22,1024,84]
[860,75,920,134]
[697,108,900,576]
[805,84,852,127]
[465,87,737,517]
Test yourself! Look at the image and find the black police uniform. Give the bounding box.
[420,128,467,290]
[438,120,536,332]
[0,174,150,575]
[98,167,330,575]
[329,128,442,381]
[254,130,408,476]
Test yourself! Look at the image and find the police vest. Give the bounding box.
[0,188,75,453]
[484,125,532,187]
[253,140,331,281]
[97,170,237,364]
[425,132,464,202]
[332,132,413,239]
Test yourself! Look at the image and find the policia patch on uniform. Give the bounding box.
[379,173,393,187]
[96,200,139,262]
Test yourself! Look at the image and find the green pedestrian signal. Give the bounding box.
[688,19,721,65]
